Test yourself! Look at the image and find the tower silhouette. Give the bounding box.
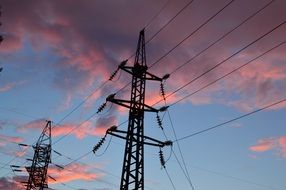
[105,29,171,190]
[23,121,52,190]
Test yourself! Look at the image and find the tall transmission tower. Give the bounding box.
[103,29,172,190]
[22,120,52,190]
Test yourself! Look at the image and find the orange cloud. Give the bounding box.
[1,0,286,114]
[249,138,276,152]
[20,116,117,139]
[278,136,286,157]
[14,146,29,157]
[53,116,117,139]
[249,136,286,158]
[48,163,102,184]
[0,81,25,92]
[0,177,23,190]
[18,119,47,133]
[0,134,23,145]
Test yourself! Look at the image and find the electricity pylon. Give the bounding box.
[105,29,172,190]
[22,120,52,190]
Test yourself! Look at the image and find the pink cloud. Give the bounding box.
[53,116,117,139]
[1,0,286,113]
[13,151,26,158]
[0,177,23,190]
[249,138,276,152]
[278,136,286,157]
[0,34,22,53]
[0,134,23,145]
[20,116,117,139]
[249,136,286,158]
[48,163,102,184]
[0,81,25,92]
[18,119,47,133]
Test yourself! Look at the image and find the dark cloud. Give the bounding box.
[0,176,27,190]
[1,0,286,111]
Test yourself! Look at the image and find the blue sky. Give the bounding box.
[0,0,286,189]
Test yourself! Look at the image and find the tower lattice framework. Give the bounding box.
[106,29,171,190]
[23,121,52,190]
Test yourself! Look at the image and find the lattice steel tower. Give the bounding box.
[105,29,171,190]
[24,121,52,190]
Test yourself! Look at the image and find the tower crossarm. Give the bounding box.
[106,96,158,112]
[119,64,163,81]
[106,129,172,148]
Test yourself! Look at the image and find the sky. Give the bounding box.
[0,0,286,189]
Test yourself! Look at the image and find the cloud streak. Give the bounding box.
[0,134,23,147]
[48,163,102,184]
[249,136,286,158]
[1,0,285,112]
[19,116,117,139]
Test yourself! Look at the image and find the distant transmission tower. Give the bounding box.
[22,120,52,190]
[97,29,172,190]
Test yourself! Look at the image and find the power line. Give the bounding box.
[171,149,195,189]
[63,150,93,168]
[154,19,286,106]
[127,0,195,60]
[115,0,197,94]
[59,4,284,190]
[146,0,195,44]
[51,149,155,190]
[114,0,235,98]
[156,88,192,190]
[0,107,38,120]
[52,149,120,179]
[175,97,286,142]
[50,0,182,145]
[190,165,280,190]
[51,0,246,144]
[167,110,195,190]
[144,0,171,29]
[106,0,275,110]
[54,0,175,126]
[169,0,276,75]
[0,156,18,175]
[52,112,99,145]
[49,162,119,189]
[3,2,285,190]
[149,0,235,69]
[170,40,286,106]
[0,2,182,186]
[157,112,195,189]
[4,146,120,188]
[164,167,177,190]
[55,81,109,126]
[113,35,285,189]
[114,21,286,137]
